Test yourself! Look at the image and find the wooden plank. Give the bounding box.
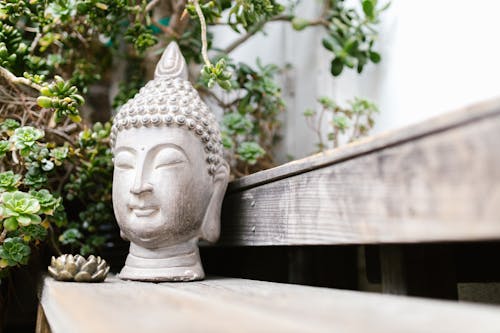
[35,303,52,333]
[40,276,500,333]
[228,97,500,192]
[380,245,457,300]
[220,98,500,245]
[380,245,407,295]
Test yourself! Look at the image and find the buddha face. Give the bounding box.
[112,126,214,248]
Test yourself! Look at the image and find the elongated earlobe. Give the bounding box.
[120,230,129,241]
[201,160,230,242]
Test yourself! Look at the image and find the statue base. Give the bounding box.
[118,239,205,282]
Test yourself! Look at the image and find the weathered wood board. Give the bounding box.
[40,276,500,333]
[220,98,500,245]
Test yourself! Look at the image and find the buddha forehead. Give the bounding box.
[114,126,205,159]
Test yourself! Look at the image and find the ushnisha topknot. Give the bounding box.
[110,42,224,175]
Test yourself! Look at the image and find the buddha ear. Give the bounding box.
[120,230,129,241]
[200,160,230,243]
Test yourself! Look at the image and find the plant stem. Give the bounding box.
[198,87,240,108]
[151,17,180,37]
[145,0,161,12]
[223,15,291,54]
[0,229,7,244]
[316,106,326,151]
[29,32,41,54]
[168,0,188,36]
[350,112,361,142]
[0,66,41,91]
[192,0,211,67]
[223,14,327,54]
[48,226,62,256]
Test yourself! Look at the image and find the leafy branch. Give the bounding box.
[0,66,41,91]
[304,96,379,151]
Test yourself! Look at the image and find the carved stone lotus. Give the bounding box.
[48,254,109,282]
[110,42,229,282]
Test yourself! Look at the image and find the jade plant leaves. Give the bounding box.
[37,76,84,123]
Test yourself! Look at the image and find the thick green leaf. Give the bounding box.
[322,38,334,51]
[362,0,375,20]
[344,38,359,55]
[330,58,344,76]
[369,51,381,63]
[291,17,310,31]
[3,217,18,231]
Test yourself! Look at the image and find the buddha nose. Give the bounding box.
[130,164,153,195]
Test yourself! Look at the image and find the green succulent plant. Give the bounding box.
[58,228,83,245]
[321,0,388,76]
[0,191,41,231]
[29,189,61,215]
[1,118,20,132]
[200,58,232,90]
[223,112,253,135]
[0,171,21,192]
[0,140,9,158]
[23,168,48,189]
[237,142,266,165]
[37,76,84,123]
[305,96,379,151]
[19,224,48,242]
[227,0,284,32]
[124,23,158,55]
[50,146,69,166]
[10,126,44,155]
[0,237,31,267]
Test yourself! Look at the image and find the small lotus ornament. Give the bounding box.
[48,254,110,282]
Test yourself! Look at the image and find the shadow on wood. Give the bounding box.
[201,245,358,289]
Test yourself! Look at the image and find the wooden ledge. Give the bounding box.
[228,97,500,192]
[39,276,500,333]
[220,97,500,245]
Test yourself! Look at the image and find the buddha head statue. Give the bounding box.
[110,42,229,282]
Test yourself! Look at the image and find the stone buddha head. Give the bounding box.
[110,42,229,282]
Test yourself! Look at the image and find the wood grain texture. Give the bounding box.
[380,245,406,295]
[35,303,52,333]
[228,97,500,192]
[40,276,500,333]
[220,98,500,245]
[380,245,458,299]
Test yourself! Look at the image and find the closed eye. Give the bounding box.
[114,151,136,170]
[153,147,187,169]
[155,159,185,169]
[116,163,134,169]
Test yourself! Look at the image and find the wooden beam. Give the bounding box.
[219,98,500,245]
[40,276,500,333]
[380,245,407,295]
[380,245,458,300]
[35,303,52,333]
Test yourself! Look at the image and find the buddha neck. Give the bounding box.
[119,238,205,282]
